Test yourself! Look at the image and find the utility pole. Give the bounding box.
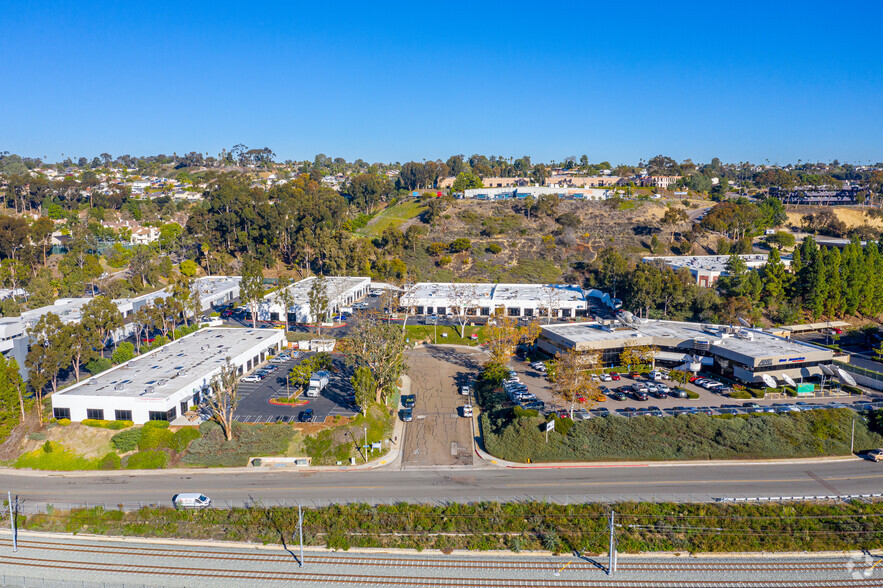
[607,510,616,576]
[7,491,17,552]
[297,503,304,568]
[364,426,368,462]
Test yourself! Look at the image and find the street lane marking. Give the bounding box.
[504,473,883,488]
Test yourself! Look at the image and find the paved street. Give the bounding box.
[401,346,482,468]
[3,458,882,512]
[0,533,879,587]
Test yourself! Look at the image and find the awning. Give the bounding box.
[653,351,692,362]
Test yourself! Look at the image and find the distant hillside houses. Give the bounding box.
[769,185,862,205]
[462,186,612,200]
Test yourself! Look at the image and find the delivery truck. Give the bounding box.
[305,370,330,397]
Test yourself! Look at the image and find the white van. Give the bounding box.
[173,493,212,509]
[649,370,663,381]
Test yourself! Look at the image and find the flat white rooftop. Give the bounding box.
[542,320,830,362]
[642,254,789,274]
[264,276,370,306]
[55,328,281,400]
[402,282,586,305]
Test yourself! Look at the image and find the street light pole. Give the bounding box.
[364,426,368,463]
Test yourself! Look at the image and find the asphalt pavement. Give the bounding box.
[235,353,357,424]
[3,457,882,512]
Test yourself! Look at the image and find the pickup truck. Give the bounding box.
[305,370,330,397]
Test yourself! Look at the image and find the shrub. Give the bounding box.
[112,342,136,365]
[138,427,174,451]
[448,238,472,253]
[125,450,169,470]
[512,406,539,419]
[169,427,201,453]
[85,357,113,375]
[57,418,70,426]
[728,390,751,399]
[82,419,133,430]
[144,420,170,429]
[486,243,502,254]
[43,440,53,453]
[98,453,122,470]
[437,256,452,267]
[686,391,700,399]
[111,428,143,452]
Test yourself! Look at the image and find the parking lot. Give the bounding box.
[234,352,358,424]
[507,359,883,419]
[400,346,482,467]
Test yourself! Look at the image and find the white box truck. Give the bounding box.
[305,370,330,397]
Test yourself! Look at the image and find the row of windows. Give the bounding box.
[53,407,173,422]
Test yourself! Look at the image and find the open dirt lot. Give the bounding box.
[401,346,485,467]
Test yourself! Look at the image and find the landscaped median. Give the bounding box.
[476,378,883,463]
[14,500,883,554]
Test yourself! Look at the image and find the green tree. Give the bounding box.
[340,311,407,405]
[275,277,295,333]
[288,362,313,398]
[307,274,330,335]
[350,366,375,414]
[111,341,136,364]
[179,259,198,277]
[207,359,240,441]
[0,355,25,423]
[81,296,123,356]
[65,322,100,382]
[240,258,265,328]
[451,172,482,192]
[26,312,68,423]
[761,247,788,306]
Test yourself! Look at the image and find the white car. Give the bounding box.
[601,374,612,382]
[461,404,473,417]
[241,374,262,383]
[657,384,671,393]
[460,386,471,396]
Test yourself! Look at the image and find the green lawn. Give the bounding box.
[405,324,487,346]
[357,201,426,237]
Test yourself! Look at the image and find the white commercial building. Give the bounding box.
[399,282,588,319]
[538,320,834,384]
[258,276,371,323]
[51,327,285,424]
[2,276,242,380]
[641,254,790,287]
[462,186,611,200]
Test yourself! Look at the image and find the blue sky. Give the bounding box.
[2,1,881,165]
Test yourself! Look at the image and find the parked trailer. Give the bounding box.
[305,370,331,397]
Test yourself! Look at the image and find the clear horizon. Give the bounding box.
[3,1,882,165]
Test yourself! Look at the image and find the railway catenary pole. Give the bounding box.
[607,510,616,576]
[7,491,16,552]
[298,503,304,568]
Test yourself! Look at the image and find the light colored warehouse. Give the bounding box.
[399,282,588,319]
[258,276,371,323]
[641,254,791,287]
[51,327,285,424]
[538,320,835,384]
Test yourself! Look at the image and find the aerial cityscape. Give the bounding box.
[1,1,882,586]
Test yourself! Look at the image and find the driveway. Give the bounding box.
[400,346,484,468]
[234,353,358,424]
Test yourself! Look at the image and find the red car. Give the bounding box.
[689,375,701,382]
[610,373,621,381]
[629,372,641,379]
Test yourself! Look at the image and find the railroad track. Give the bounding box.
[0,537,879,578]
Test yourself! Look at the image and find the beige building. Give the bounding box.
[641,176,683,189]
[546,175,621,187]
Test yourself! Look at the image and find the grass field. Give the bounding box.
[404,324,487,346]
[15,442,101,470]
[357,200,426,237]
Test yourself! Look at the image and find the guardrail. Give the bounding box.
[716,493,883,503]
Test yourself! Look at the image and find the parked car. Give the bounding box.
[400,408,413,422]
[557,409,570,419]
[594,407,611,416]
[575,408,591,420]
[610,391,626,401]
[867,448,883,462]
[461,405,473,418]
[298,409,314,423]
[460,385,471,396]
[633,391,649,401]
[241,374,262,383]
[401,394,416,408]
[610,373,621,381]
[600,373,612,382]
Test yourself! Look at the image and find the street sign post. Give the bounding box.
[545,420,554,443]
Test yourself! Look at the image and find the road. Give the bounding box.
[3,458,882,512]
[0,533,880,587]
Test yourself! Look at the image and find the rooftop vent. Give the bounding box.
[145,386,155,394]
[113,384,124,391]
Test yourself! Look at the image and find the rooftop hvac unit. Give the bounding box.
[178,370,187,377]
[145,386,155,394]
[201,345,210,351]
[157,380,167,386]
[694,339,711,351]
[113,384,124,391]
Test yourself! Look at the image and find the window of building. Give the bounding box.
[86,408,104,421]
[148,408,177,422]
[114,410,132,421]
[53,407,70,420]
